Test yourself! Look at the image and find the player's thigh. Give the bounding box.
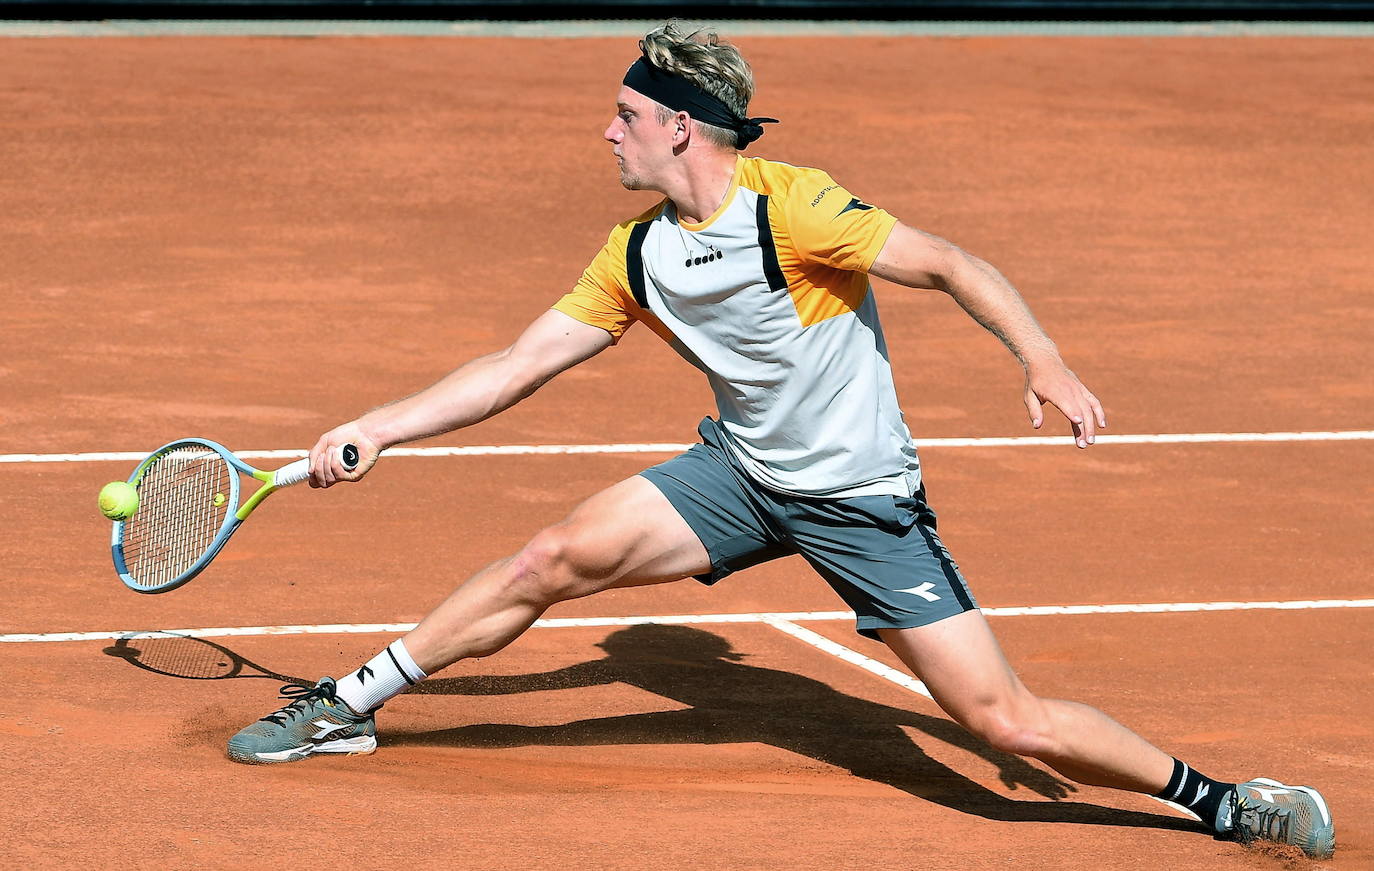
[549,474,712,595]
[878,611,1035,730]
[787,492,977,641]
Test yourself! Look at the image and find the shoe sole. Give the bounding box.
[228,735,377,765]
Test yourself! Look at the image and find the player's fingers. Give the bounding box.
[322,434,349,488]
[1087,390,1107,429]
[1023,385,1043,429]
[1077,396,1096,446]
[1071,415,1090,449]
[308,436,330,489]
[321,440,342,487]
[1041,392,1083,447]
[1049,396,1088,448]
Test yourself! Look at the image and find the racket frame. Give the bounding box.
[111,438,309,595]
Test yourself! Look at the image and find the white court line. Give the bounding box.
[3,599,1370,644]
[985,599,1374,616]
[762,616,933,699]
[3,429,1372,465]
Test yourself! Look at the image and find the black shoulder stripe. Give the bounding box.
[754,194,788,293]
[625,220,653,309]
[837,197,874,217]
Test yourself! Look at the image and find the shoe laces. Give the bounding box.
[1235,795,1291,846]
[259,679,338,727]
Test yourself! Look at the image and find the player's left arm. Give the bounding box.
[869,222,1107,448]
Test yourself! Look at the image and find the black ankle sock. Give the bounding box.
[1155,758,1235,830]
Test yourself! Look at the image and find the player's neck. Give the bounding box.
[663,149,739,225]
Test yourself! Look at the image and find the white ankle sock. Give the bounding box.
[335,639,428,713]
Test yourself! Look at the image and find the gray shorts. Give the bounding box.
[640,418,978,640]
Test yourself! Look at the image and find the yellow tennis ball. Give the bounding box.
[99,481,139,521]
[212,492,226,507]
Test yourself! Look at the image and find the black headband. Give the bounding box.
[623,56,778,150]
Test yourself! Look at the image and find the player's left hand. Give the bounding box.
[1023,357,1107,448]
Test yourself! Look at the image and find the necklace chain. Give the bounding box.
[674,211,725,268]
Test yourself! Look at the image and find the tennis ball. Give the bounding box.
[99,481,139,521]
[212,492,226,507]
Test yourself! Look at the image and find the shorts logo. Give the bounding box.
[896,581,941,602]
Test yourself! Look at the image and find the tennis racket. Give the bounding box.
[110,438,358,594]
[104,631,303,684]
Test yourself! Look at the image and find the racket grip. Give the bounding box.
[273,443,361,488]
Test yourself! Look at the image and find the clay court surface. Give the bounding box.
[2,28,1372,869]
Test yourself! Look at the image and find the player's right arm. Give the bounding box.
[308,310,613,487]
[310,216,647,487]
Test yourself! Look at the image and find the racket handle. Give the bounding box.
[273,443,361,488]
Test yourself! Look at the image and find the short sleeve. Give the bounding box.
[782,170,899,272]
[552,226,638,343]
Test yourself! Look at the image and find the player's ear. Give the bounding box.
[673,111,691,144]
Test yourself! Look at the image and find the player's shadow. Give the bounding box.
[396,624,1198,831]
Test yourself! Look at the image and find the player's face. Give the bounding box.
[604,86,674,191]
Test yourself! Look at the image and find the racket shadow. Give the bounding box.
[103,631,305,685]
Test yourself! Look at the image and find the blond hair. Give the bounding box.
[639,21,755,149]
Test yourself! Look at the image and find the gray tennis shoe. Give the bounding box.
[1220,777,1335,859]
[227,676,376,764]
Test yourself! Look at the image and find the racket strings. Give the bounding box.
[121,446,232,588]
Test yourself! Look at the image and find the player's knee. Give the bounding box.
[506,525,616,604]
[966,701,1054,758]
[505,529,574,603]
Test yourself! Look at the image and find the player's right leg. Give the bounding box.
[402,473,713,672]
[227,474,712,764]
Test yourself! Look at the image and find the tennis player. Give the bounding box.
[229,23,1334,860]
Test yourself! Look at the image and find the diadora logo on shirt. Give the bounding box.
[685,246,725,268]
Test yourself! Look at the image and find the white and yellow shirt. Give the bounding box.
[555,155,919,498]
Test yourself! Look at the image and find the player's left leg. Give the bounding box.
[879,610,1173,794]
[784,488,1334,858]
[880,613,1335,859]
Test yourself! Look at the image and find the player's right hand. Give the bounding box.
[308,422,381,488]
